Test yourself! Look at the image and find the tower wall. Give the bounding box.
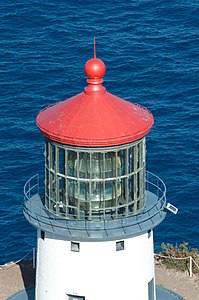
[36,230,155,300]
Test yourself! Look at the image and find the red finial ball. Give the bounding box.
[84,58,106,79]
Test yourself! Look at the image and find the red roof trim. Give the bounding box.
[37,93,154,147]
[36,123,153,146]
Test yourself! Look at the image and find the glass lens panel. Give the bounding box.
[58,147,65,175]
[117,149,126,176]
[104,152,122,178]
[78,152,90,179]
[104,152,115,178]
[91,181,103,209]
[79,181,89,201]
[68,179,76,199]
[128,145,134,173]
[128,175,134,202]
[68,151,77,177]
[120,178,127,205]
[137,142,142,170]
[91,153,103,179]
[51,144,55,170]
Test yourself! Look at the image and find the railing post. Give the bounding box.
[146,171,148,191]
[37,173,39,194]
[29,180,30,198]
[157,178,159,199]
[189,256,193,277]
[33,247,36,269]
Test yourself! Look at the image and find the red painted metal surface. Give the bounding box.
[37,53,154,147]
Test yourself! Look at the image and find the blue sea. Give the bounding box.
[0,0,198,264]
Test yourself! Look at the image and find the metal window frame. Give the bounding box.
[67,294,85,300]
[116,240,125,251]
[71,241,80,252]
[41,230,45,240]
[44,138,146,221]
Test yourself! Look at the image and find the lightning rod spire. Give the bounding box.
[94,36,96,59]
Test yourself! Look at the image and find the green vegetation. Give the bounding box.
[158,242,199,274]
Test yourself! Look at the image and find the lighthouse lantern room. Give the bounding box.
[24,44,168,300]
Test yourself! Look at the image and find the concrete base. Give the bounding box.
[8,286,185,300]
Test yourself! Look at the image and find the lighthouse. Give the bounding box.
[24,45,169,300]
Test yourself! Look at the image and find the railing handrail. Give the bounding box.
[24,171,166,209]
[0,248,35,270]
[155,253,199,277]
[147,170,167,195]
[24,171,166,224]
[24,173,39,202]
[146,171,167,212]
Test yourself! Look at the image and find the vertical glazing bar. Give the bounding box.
[111,153,115,216]
[134,144,137,212]
[144,138,146,164]
[77,152,80,219]
[140,140,143,168]
[48,142,52,209]
[140,168,143,206]
[143,138,146,196]
[55,145,59,214]
[99,153,103,213]
[89,152,92,220]
[103,152,106,219]
[65,148,68,218]
[44,141,47,204]
[125,147,129,216]
[130,145,134,211]
[137,147,141,210]
[115,150,118,218]
[139,141,143,206]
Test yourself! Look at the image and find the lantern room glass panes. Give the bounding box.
[44,138,146,220]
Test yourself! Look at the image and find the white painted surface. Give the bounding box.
[36,230,156,300]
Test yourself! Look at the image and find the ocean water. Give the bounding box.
[0,0,198,264]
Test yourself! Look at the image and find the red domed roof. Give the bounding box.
[36,53,154,147]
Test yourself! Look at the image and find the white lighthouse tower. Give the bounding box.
[24,46,168,300]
